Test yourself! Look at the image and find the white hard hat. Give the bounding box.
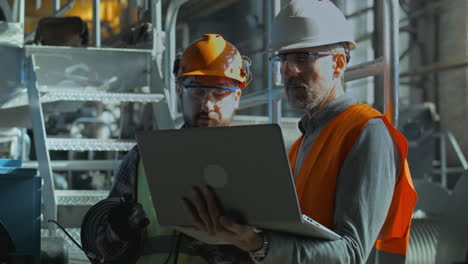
[271,0,357,52]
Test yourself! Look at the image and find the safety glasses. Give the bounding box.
[269,51,331,67]
[180,84,238,102]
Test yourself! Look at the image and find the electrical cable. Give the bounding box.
[51,197,183,264]
[48,220,99,261]
[80,198,122,264]
[162,231,176,264]
[172,233,183,264]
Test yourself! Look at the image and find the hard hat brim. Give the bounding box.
[273,39,357,53]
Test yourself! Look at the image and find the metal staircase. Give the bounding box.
[21,44,171,236]
[20,43,172,262]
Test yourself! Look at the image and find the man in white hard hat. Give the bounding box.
[265,0,417,263]
[179,1,417,264]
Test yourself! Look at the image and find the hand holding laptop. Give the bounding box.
[178,185,264,252]
[136,125,340,246]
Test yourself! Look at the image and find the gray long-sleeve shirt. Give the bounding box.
[258,95,404,264]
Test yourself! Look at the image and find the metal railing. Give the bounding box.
[434,131,468,187]
[24,57,57,236]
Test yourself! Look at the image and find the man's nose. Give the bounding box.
[202,94,215,112]
[282,61,301,78]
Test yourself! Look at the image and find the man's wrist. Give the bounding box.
[248,231,270,261]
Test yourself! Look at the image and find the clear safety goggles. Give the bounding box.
[269,51,331,68]
[180,84,238,102]
[268,51,332,85]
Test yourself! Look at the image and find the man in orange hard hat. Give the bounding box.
[92,34,254,264]
[176,34,250,128]
[180,1,417,264]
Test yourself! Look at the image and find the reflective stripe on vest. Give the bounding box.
[288,104,417,255]
[137,161,208,264]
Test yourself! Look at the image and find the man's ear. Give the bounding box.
[177,85,184,109]
[333,53,346,79]
[234,89,242,109]
[177,85,183,97]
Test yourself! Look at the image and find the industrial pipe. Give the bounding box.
[383,0,400,126]
[93,0,100,48]
[164,0,189,118]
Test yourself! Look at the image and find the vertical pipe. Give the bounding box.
[93,0,101,48]
[440,132,447,187]
[18,0,24,24]
[178,23,190,51]
[53,0,60,12]
[164,0,188,117]
[168,13,177,116]
[389,0,400,126]
[12,0,18,23]
[152,0,162,61]
[264,0,273,123]
[272,0,282,124]
[165,3,176,117]
[20,129,30,161]
[273,0,282,88]
[272,100,282,123]
[266,0,282,124]
[150,0,177,132]
[373,0,385,112]
[383,0,400,126]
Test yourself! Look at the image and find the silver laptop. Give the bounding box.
[136,124,341,244]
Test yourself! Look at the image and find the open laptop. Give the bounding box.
[136,124,341,244]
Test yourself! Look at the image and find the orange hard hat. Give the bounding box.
[177,34,248,88]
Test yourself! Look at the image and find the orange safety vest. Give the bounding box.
[288,104,417,255]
